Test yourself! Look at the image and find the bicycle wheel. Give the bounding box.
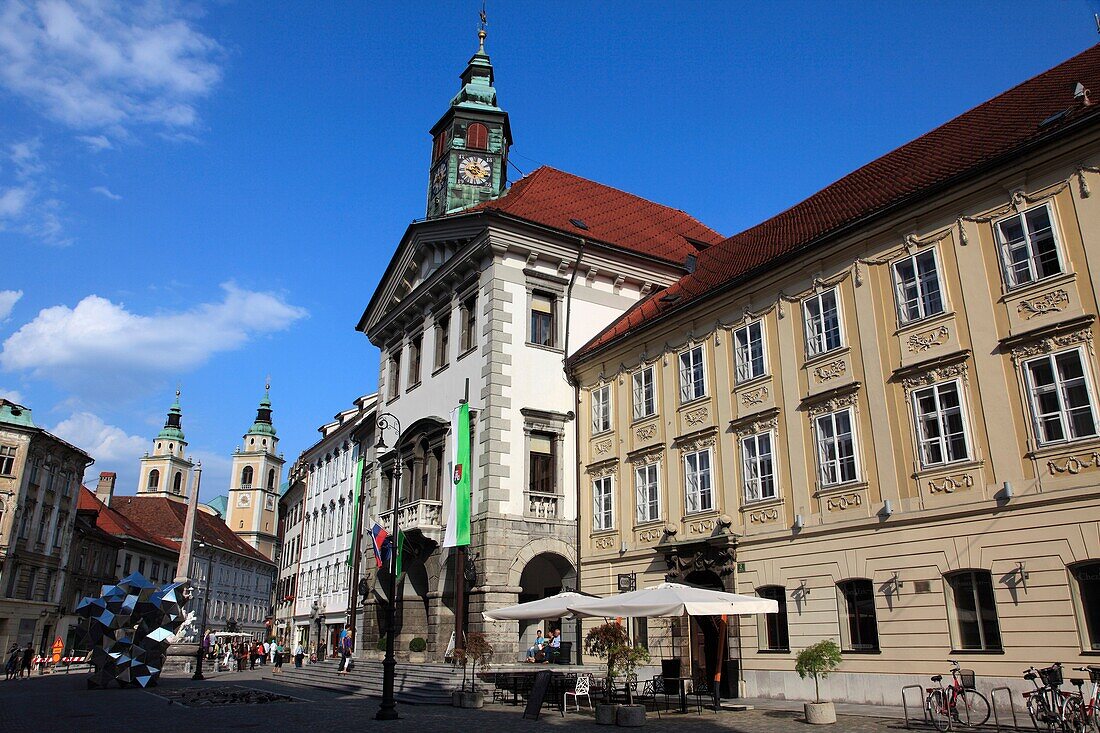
[1063,697,1087,733]
[928,689,953,732]
[955,689,991,728]
[1028,694,1057,733]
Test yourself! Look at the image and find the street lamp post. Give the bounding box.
[375,412,402,722]
[192,542,211,680]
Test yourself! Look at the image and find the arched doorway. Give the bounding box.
[685,570,726,687]
[516,552,576,660]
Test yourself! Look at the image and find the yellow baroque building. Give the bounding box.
[569,45,1100,702]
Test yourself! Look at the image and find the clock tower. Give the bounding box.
[225,385,284,560]
[426,22,512,218]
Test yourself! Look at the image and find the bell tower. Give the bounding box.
[226,383,284,559]
[137,390,193,502]
[426,17,512,218]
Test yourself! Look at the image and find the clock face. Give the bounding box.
[430,162,448,194]
[237,493,251,508]
[458,156,492,186]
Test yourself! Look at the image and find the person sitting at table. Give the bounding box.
[546,629,561,663]
[525,629,547,662]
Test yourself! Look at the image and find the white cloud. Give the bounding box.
[0,282,308,396]
[90,185,121,200]
[0,1,224,134]
[0,386,24,403]
[0,186,31,218]
[0,139,67,244]
[0,289,22,320]
[77,134,112,152]
[52,411,146,464]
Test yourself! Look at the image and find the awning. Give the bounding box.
[564,582,777,618]
[482,591,598,621]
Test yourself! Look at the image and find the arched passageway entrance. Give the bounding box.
[516,552,576,659]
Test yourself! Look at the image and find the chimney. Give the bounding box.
[96,472,116,507]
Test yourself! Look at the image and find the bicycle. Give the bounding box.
[1024,663,1079,733]
[1064,666,1100,733]
[925,660,991,731]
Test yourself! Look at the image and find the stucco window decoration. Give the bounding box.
[734,320,766,382]
[893,249,944,324]
[634,462,660,523]
[683,448,713,513]
[592,475,614,530]
[741,431,776,502]
[912,380,970,467]
[803,289,843,357]
[591,384,611,434]
[1024,347,1099,445]
[679,344,707,403]
[995,202,1064,288]
[814,408,858,486]
[632,365,656,419]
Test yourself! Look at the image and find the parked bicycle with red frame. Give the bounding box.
[925,660,991,731]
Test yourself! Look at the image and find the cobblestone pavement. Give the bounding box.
[0,668,919,733]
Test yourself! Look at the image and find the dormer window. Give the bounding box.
[466,122,488,150]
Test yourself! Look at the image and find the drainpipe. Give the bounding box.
[564,235,586,663]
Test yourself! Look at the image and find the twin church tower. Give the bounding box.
[136,388,284,559]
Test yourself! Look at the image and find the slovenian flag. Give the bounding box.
[370,520,388,569]
[443,401,472,548]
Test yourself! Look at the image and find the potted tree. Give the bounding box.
[408,637,427,664]
[795,639,842,725]
[584,621,650,726]
[458,632,493,708]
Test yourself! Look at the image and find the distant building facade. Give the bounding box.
[273,475,304,646]
[225,389,285,560]
[0,399,94,654]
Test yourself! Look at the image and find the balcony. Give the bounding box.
[381,499,443,535]
[525,490,561,520]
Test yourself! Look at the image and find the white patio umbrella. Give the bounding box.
[482,591,598,621]
[564,582,777,618]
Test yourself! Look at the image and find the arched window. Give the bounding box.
[945,570,1003,651]
[267,468,276,489]
[466,122,488,150]
[172,472,182,494]
[837,579,879,651]
[147,469,160,491]
[241,465,254,488]
[1072,561,1100,650]
[757,586,789,651]
[432,129,449,161]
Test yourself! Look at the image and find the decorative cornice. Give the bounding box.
[901,361,970,393]
[672,426,718,452]
[801,383,861,416]
[1009,324,1094,364]
[729,408,781,438]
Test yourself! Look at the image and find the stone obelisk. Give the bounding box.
[165,462,202,673]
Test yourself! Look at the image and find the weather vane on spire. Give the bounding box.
[478,1,487,52]
[265,375,271,394]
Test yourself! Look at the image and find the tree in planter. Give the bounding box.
[583,621,650,703]
[794,639,842,703]
[456,632,494,693]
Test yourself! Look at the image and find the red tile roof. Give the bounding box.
[575,44,1100,360]
[467,166,725,263]
[78,488,175,554]
[110,495,274,565]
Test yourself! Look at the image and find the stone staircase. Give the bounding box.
[263,660,464,705]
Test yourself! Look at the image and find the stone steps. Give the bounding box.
[264,660,464,704]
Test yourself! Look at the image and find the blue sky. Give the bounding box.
[2,0,1099,501]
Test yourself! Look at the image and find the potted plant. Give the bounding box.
[458,632,493,708]
[584,621,650,726]
[795,639,842,725]
[408,637,427,664]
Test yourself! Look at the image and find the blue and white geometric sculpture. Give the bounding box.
[75,573,188,688]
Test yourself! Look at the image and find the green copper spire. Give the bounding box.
[157,389,185,441]
[246,382,277,438]
[450,27,502,113]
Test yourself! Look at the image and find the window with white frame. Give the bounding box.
[632,366,656,420]
[893,249,944,323]
[591,384,611,434]
[0,445,15,476]
[1024,348,1098,445]
[683,448,713,513]
[996,203,1063,288]
[734,321,766,382]
[814,408,858,486]
[679,345,707,403]
[634,463,660,523]
[592,475,613,530]
[912,380,969,466]
[803,289,842,357]
[741,431,776,502]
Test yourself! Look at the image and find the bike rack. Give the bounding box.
[990,686,1021,732]
[901,684,928,730]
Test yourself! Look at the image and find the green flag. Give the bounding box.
[443,402,471,547]
[395,528,405,577]
[347,457,363,567]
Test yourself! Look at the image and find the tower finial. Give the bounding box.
[478,2,487,53]
[264,375,271,394]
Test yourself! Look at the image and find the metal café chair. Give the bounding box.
[563,673,593,712]
[691,677,718,714]
[637,675,665,718]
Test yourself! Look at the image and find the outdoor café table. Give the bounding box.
[665,676,692,713]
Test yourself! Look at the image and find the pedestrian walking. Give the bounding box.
[4,645,19,681]
[236,642,247,672]
[273,642,284,673]
[294,642,304,668]
[19,643,33,679]
[338,627,353,674]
